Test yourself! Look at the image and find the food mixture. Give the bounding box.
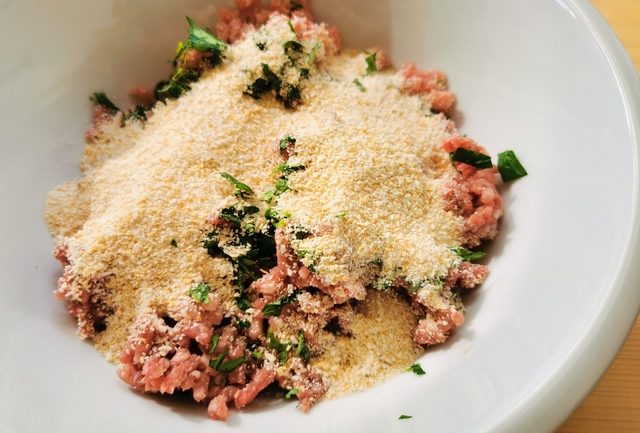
[45,0,526,421]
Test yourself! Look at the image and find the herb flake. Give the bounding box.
[209,335,220,356]
[209,350,228,370]
[450,148,493,169]
[353,78,366,92]
[220,172,255,198]
[279,134,296,152]
[497,150,528,182]
[217,356,246,373]
[451,246,486,262]
[365,52,378,74]
[185,17,227,60]
[295,332,310,362]
[189,282,210,303]
[262,290,300,317]
[285,388,300,399]
[407,363,426,375]
[267,330,290,363]
[399,415,413,420]
[90,92,120,114]
[170,239,178,247]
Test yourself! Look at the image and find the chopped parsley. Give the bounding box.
[236,296,252,311]
[290,0,303,11]
[209,350,228,370]
[262,290,300,317]
[244,63,303,109]
[264,178,289,204]
[407,363,426,375]
[365,52,378,74]
[268,330,290,363]
[125,104,150,123]
[353,78,366,92]
[251,349,264,360]
[170,239,178,247]
[256,41,267,51]
[279,134,296,152]
[450,148,493,169]
[295,332,310,362]
[285,388,300,399]
[275,162,305,176]
[287,20,295,33]
[335,211,347,219]
[155,67,200,102]
[220,172,255,198]
[189,282,210,303]
[217,356,246,373]
[398,415,413,420]
[90,92,120,114]
[283,40,304,60]
[185,17,227,64]
[497,150,528,182]
[236,319,250,329]
[451,246,486,262]
[209,334,220,356]
[155,18,227,103]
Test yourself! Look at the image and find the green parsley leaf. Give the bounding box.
[236,296,251,311]
[155,67,200,102]
[256,41,267,51]
[220,172,255,198]
[125,104,150,123]
[209,334,220,356]
[365,52,378,74]
[189,282,210,303]
[185,17,227,57]
[262,290,300,317]
[399,415,412,420]
[217,356,246,373]
[497,150,528,182]
[295,332,310,362]
[450,148,493,169]
[406,363,426,375]
[264,178,289,204]
[90,92,120,114]
[275,162,306,176]
[236,319,250,329]
[290,0,303,11]
[209,350,228,370]
[279,134,296,152]
[287,20,295,33]
[285,388,300,399]
[451,246,486,262]
[268,330,290,363]
[283,40,304,58]
[170,239,178,247]
[251,349,264,360]
[353,78,366,92]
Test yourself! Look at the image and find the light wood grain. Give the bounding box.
[556,1,640,431]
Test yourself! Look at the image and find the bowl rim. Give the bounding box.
[485,1,640,432]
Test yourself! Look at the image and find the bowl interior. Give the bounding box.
[0,1,638,432]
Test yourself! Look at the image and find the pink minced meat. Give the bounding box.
[400,63,456,115]
[251,229,366,304]
[442,135,504,247]
[85,105,115,142]
[414,308,465,346]
[53,242,113,338]
[234,366,277,409]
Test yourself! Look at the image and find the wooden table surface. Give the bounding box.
[556,1,640,432]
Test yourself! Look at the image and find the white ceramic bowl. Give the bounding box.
[0,1,638,432]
